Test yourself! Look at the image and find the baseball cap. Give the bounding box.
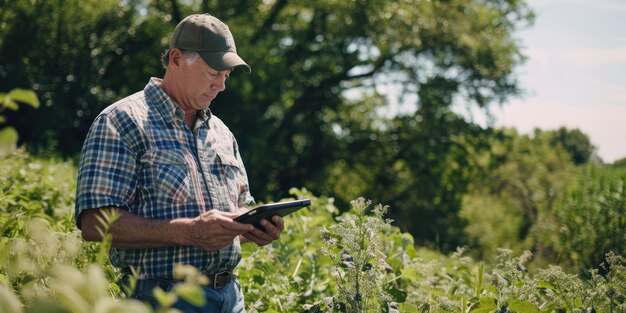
[170,13,251,73]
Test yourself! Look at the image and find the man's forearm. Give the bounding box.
[80,208,190,249]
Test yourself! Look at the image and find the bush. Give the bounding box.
[0,149,76,236]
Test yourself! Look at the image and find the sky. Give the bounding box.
[489,0,626,163]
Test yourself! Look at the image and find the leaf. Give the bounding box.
[253,275,265,285]
[386,287,407,303]
[475,262,484,297]
[0,127,19,156]
[175,283,206,307]
[0,285,23,313]
[152,287,177,308]
[25,300,69,313]
[508,300,540,313]
[8,89,39,108]
[470,297,497,313]
[536,280,554,290]
[91,298,151,313]
[1,97,18,110]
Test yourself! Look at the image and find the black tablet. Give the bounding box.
[234,199,311,229]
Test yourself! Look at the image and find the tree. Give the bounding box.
[463,128,579,261]
[2,0,534,250]
[546,127,596,165]
[216,0,534,249]
[613,157,626,168]
[0,0,172,154]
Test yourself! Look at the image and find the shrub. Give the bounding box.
[556,166,626,272]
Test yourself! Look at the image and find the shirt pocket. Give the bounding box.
[215,148,243,209]
[140,149,191,204]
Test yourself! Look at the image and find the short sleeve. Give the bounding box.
[74,113,138,229]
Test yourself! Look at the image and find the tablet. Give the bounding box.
[234,199,311,229]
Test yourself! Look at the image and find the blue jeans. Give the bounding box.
[130,278,246,313]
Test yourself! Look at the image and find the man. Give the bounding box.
[75,13,283,312]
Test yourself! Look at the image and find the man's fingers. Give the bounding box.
[270,216,284,231]
[250,224,274,240]
[242,232,271,246]
[258,220,278,238]
[220,218,254,233]
[201,210,253,233]
[195,210,285,248]
[260,216,284,238]
[221,211,243,219]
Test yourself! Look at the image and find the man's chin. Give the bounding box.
[197,101,211,110]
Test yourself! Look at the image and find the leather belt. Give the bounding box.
[208,270,234,289]
[130,270,234,292]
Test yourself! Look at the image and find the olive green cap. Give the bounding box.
[170,13,251,73]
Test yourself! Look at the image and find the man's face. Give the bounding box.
[178,55,231,110]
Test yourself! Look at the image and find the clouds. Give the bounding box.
[528,46,626,67]
[493,0,626,163]
[531,0,626,13]
[494,100,626,162]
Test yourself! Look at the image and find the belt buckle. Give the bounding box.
[212,270,232,289]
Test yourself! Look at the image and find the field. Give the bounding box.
[1,151,625,313]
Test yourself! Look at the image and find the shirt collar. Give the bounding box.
[144,77,184,124]
[198,108,212,122]
[145,77,213,126]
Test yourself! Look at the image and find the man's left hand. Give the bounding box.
[240,215,284,247]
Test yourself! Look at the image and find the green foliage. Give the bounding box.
[0,151,124,309]
[612,157,626,168]
[463,129,626,276]
[399,248,626,313]
[546,127,597,165]
[2,152,626,313]
[0,89,39,112]
[463,129,579,264]
[461,194,523,258]
[555,166,626,272]
[0,149,76,236]
[237,188,340,311]
[536,251,626,312]
[1,0,170,154]
[0,89,39,156]
[319,198,396,312]
[2,0,534,250]
[229,0,534,251]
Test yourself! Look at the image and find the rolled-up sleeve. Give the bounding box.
[74,113,137,229]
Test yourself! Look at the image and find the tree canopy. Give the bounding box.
[0,0,534,250]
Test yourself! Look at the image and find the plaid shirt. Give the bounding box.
[75,77,254,279]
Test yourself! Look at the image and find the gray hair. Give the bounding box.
[161,50,201,68]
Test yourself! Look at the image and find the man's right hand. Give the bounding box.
[79,207,253,252]
[184,210,254,252]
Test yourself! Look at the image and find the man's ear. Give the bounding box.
[169,48,183,67]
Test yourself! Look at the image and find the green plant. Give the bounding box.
[0,149,76,237]
[0,89,39,156]
[238,188,338,312]
[316,198,397,312]
[3,152,626,313]
[556,166,626,272]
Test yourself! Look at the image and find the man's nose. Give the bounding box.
[212,76,226,92]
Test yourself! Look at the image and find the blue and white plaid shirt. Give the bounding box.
[75,77,254,279]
